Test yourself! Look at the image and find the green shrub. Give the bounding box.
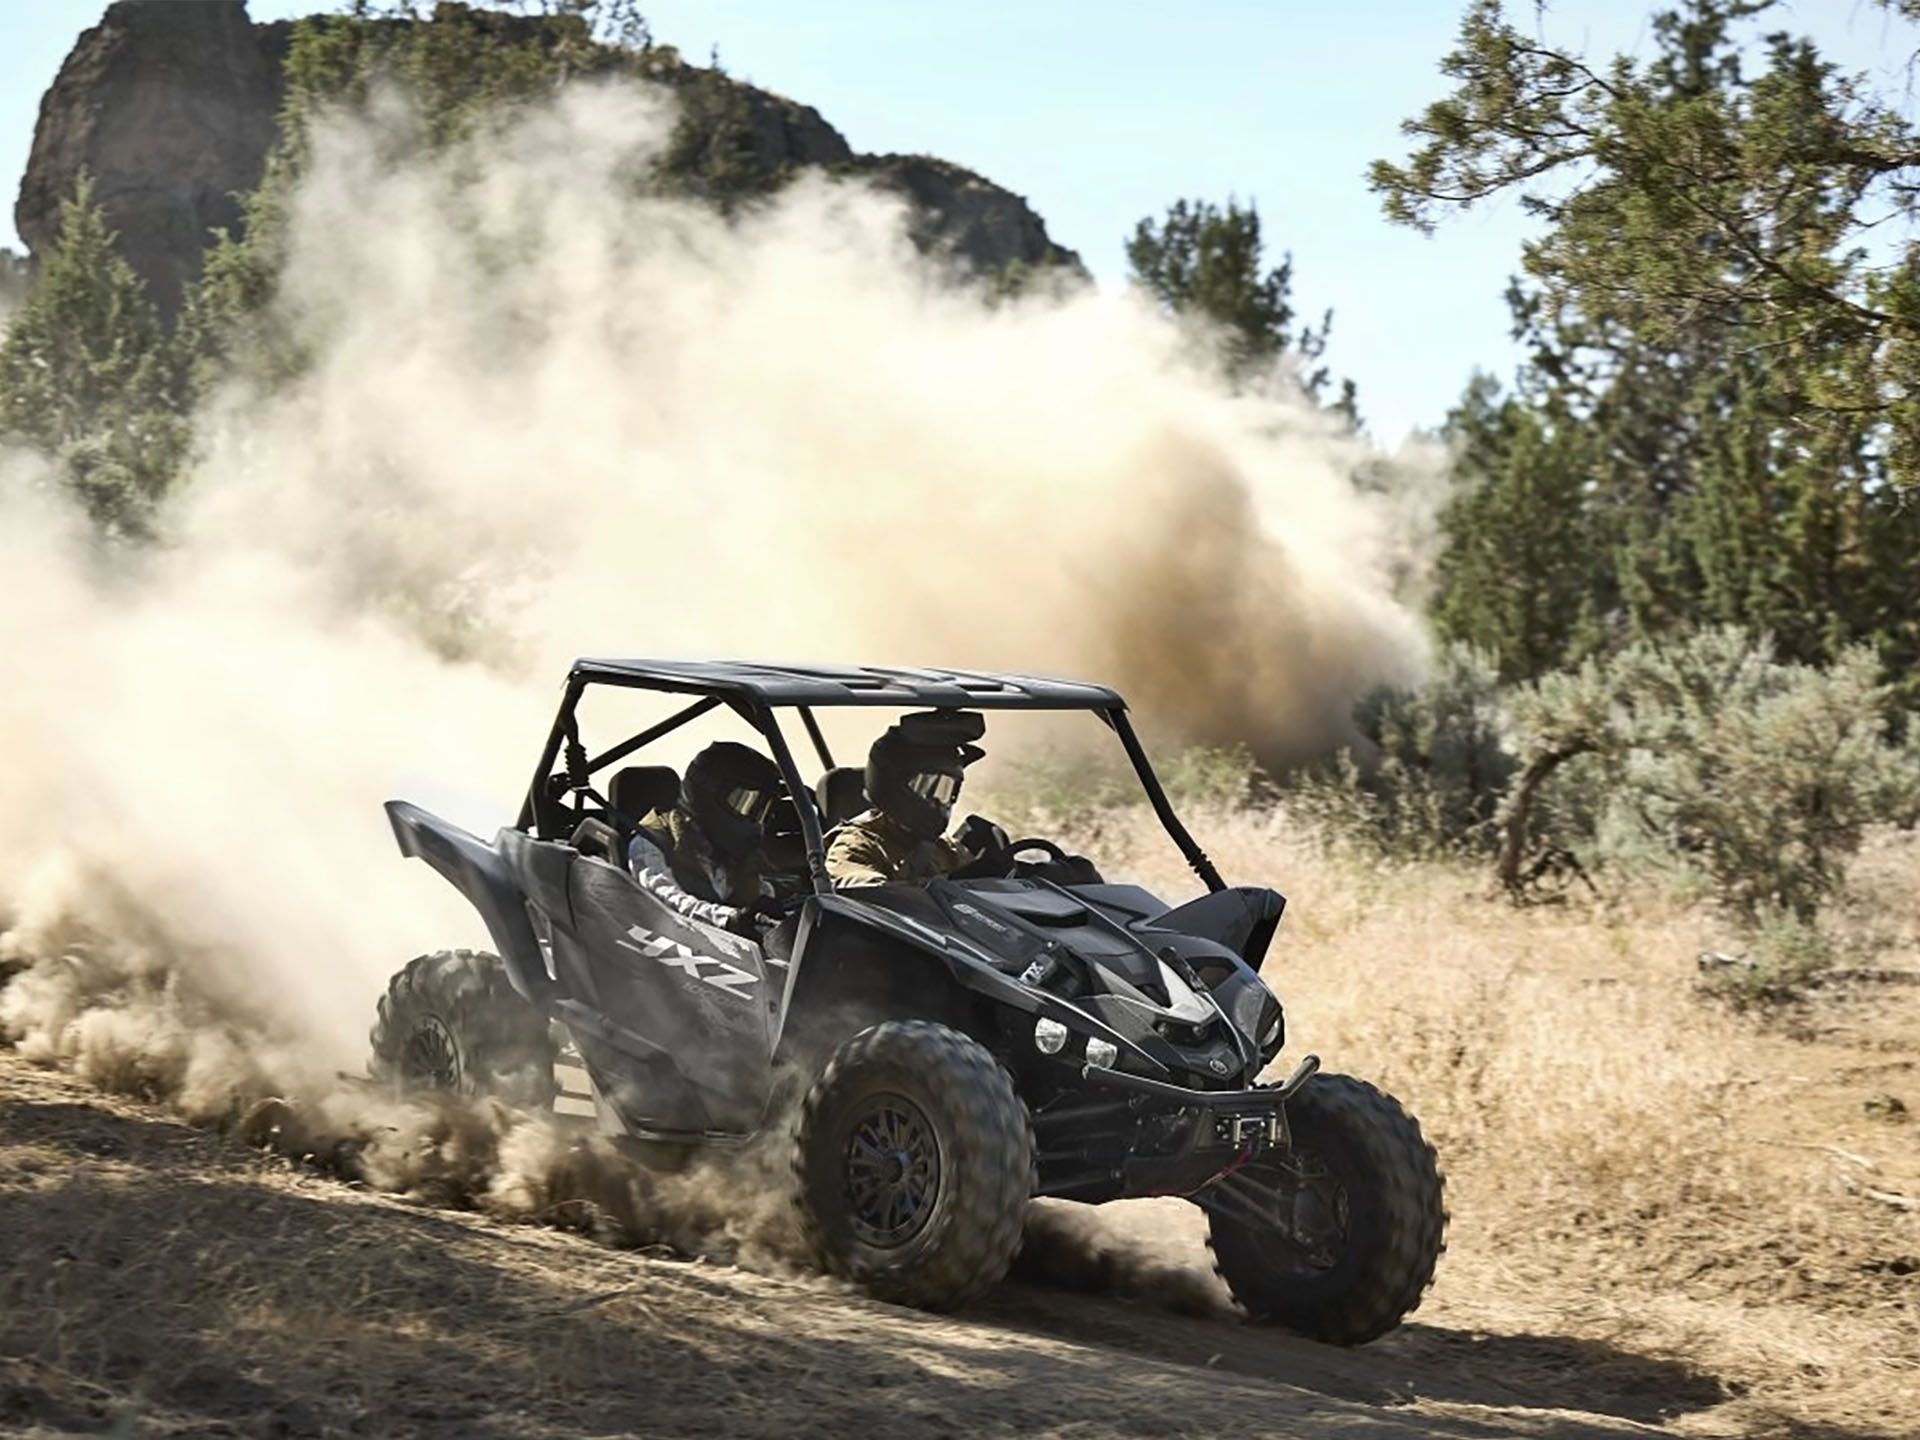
[1512,629,1920,921]
[1159,743,1264,810]
[1695,908,1839,1008]
[1287,644,1516,857]
[983,741,1263,835]
[1286,628,1919,944]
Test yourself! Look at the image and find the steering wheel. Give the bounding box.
[1006,837,1069,865]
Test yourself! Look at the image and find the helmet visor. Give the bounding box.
[723,786,774,824]
[908,771,962,807]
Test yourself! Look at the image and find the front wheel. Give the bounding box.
[1206,1072,1445,1344]
[793,1020,1033,1310]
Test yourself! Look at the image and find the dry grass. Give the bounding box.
[1087,804,1920,1437]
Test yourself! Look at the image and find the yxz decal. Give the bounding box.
[618,924,757,999]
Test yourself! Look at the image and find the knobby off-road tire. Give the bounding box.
[1208,1072,1446,1345]
[794,1020,1033,1311]
[368,949,557,1112]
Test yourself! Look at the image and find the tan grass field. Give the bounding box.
[2,806,1915,1438]
[1096,807,1920,1437]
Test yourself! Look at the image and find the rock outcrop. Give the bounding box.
[16,2,286,316]
[853,154,1077,274]
[15,0,1078,315]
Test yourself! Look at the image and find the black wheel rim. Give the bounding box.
[401,1016,462,1091]
[1214,1148,1350,1275]
[843,1092,942,1248]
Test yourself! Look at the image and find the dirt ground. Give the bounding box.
[0,1039,1906,1440]
[3,817,1917,1439]
[0,1056,1696,1440]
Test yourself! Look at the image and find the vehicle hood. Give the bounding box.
[861,877,1288,1082]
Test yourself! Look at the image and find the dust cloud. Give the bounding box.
[0,80,1437,1268]
[1012,1199,1231,1317]
[234,1088,806,1272]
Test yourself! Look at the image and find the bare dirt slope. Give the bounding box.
[0,1054,1750,1440]
[4,821,1916,1439]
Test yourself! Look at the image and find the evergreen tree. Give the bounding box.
[0,248,29,320]
[180,2,800,388]
[1126,197,1354,413]
[1429,375,1606,680]
[1380,1,1920,672]
[0,175,187,537]
[183,2,636,386]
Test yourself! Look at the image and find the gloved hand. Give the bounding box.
[724,896,782,937]
[954,812,1010,860]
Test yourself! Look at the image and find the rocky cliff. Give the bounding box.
[15,0,1079,315]
[16,2,288,316]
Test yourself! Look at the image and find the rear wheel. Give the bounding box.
[1206,1072,1445,1344]
[368,949,557,1111]
[793,1020,1032,1310]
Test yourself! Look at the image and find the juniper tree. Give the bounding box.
[1429,374,1608,681]
[1126,197,1355,415]
[1379,2,1920,674]
[181,1,803,387]
[0,248,29,320]
[0,175,188,537]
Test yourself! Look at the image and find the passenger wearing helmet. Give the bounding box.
[826,711,995,888]
[629,741,781,935]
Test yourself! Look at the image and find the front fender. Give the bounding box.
[1147,885,1286,971]
[385,801,558,1008]
[796,892,1162,1076]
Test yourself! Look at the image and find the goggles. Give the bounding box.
[723,786,775,824]
[908,771,962,806]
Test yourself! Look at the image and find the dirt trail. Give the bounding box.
[6,821,1918,1437]
[3,1055,1723,1440]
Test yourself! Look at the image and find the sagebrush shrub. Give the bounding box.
[1514,630,1920,922]
[1287,644,1515,857]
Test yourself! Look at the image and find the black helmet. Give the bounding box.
[865,710,985,840]
[683,741,783,858]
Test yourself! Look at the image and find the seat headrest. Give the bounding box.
[815,766,869,828]
[608,765,680,821]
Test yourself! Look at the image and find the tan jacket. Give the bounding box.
[825,810,970,888]
[628,804,767,927]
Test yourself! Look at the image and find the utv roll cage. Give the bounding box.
[516,659,1225,894]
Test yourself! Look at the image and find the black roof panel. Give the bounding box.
[569,659,1125,709]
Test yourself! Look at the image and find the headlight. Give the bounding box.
[1033,1017,1068,1055]
[1084,1037,1119,1070]
[1231,983,1284,1055]
[1257,997,1284,1052]
[1018,952,1061,987]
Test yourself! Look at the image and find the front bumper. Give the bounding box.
[1029,1055,1320,1201]
[1079,1051,1318,1107]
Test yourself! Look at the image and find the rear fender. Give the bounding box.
[384,800,558,1008]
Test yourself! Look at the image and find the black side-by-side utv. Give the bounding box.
[370,659,1445,1341]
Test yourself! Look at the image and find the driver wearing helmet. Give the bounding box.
[826,711,995,888]
[629,741,781,935]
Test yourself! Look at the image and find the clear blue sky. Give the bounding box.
[4,0,1913,440]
